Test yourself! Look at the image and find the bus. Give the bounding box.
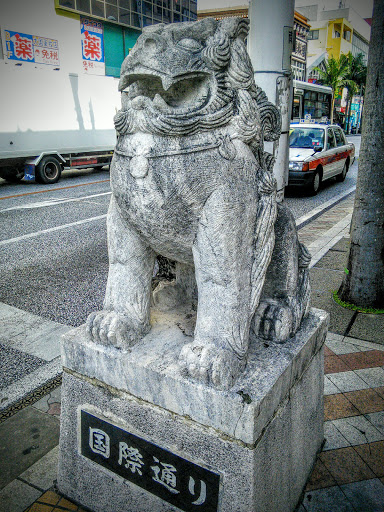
[292,80,333,122]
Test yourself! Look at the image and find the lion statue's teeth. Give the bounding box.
[153,93,169,111]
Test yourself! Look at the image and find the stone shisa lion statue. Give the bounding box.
[86,17,311,390]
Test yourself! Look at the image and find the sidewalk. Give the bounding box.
[1,190,384,512]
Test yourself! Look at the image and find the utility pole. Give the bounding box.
[248,0,295,202]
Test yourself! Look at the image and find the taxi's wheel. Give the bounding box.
[336,161,348,182]
[309,170,321,196]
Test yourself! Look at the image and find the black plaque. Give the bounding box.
[80,410,221,512]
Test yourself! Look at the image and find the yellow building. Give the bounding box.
[325,18,354,58]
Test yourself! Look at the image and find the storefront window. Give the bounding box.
[57,0,197,28]
[307,30,319,40]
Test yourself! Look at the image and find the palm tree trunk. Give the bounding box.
[338,0,384,308]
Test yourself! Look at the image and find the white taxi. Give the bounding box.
[288,122,355,195]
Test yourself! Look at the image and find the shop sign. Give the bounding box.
[81,410,221,512]
[80,18,105,75]
[4,29,59,66]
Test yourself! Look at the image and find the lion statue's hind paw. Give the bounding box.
[251,299,294,343]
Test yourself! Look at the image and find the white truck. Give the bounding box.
[0,66,121,184]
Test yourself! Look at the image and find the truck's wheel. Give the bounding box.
[0,167,23,182]
[36,156,62,184]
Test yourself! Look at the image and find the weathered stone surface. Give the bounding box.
[85,17,312,389]
[348,313,384,345]
[0,406,60,489]
[62,308,328,445]
[58,310,326,512]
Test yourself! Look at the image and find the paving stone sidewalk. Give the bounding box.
[1,191,384,512]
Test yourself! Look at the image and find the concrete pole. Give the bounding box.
[248,0,295,202]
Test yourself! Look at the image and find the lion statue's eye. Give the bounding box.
[177,38,202,52]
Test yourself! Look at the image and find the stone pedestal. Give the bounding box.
[57,308,328,512]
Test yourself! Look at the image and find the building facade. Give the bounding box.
[57,0,197,30]
[295,3,370,130]
[55,0,197,76]
[292,11,310,81]
[295,3,371,80]
[0,0,197,158]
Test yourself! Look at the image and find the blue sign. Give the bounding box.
[4,30,60,66]
[5,30,34,62]
[80,18,105,74]
[24,164,35,181]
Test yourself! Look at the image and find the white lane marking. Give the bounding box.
[0,191,111,212]
[0,214,107,246]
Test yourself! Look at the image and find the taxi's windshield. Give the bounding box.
[289,127,325,149]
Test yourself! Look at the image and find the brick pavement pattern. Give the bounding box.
[302,334,384,512]
[17,334,384,512]
[24,490,86,511]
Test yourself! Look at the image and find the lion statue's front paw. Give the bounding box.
[86,310,149,349]
[179,339,245,390]
[252,299,293,343]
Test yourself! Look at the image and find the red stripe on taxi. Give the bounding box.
[309,149,352,171]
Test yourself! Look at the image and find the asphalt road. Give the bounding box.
[0,168,111,326]
[0,137,360,327]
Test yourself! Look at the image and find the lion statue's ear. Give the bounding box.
[202,17,249,70]
[217,17,249,42]
[219,18,281,146]
[252,86,281,142]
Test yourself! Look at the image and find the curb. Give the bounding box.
[0,357,63,423]
[296,186,355,230]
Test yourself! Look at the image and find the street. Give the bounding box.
[0,137,360,327]
[0,168,111,326]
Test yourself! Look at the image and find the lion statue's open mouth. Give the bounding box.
[123,73,212,114]
[113,17,281,138]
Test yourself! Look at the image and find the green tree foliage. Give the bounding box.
[315,56,348,123]
[341,53,367,133]
[315,53,367,126]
